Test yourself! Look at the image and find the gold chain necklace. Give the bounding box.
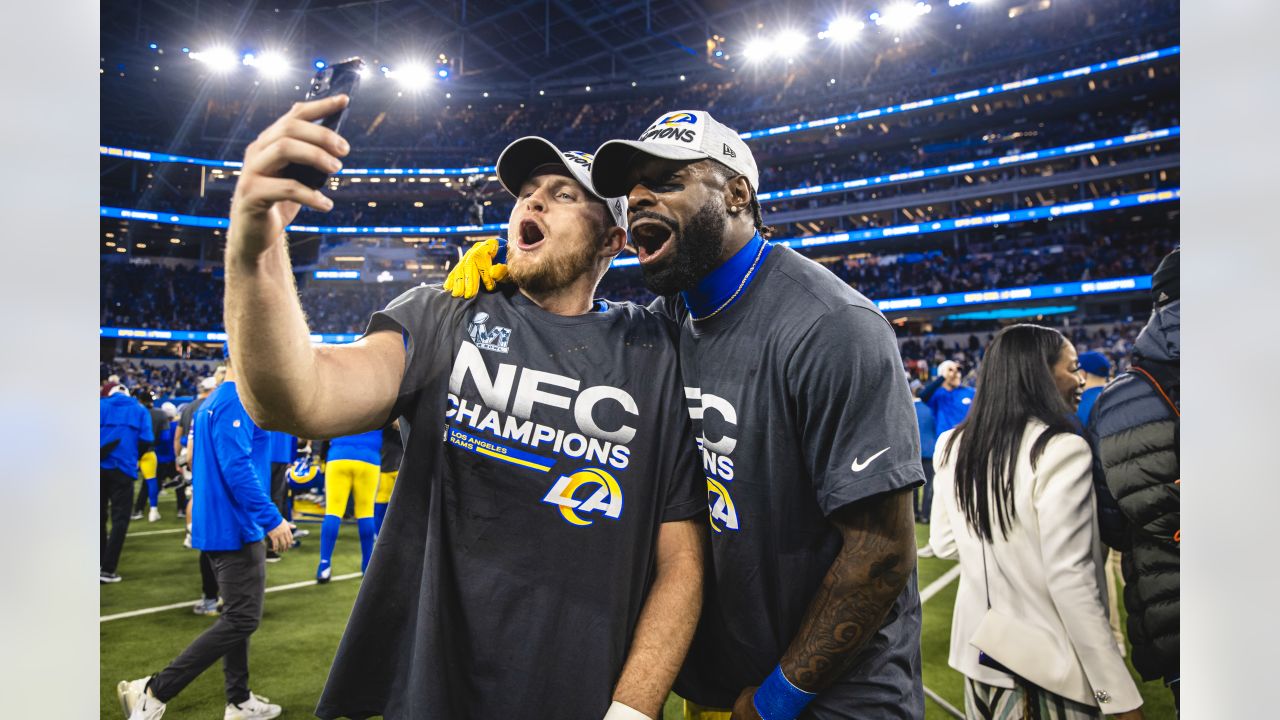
[691,240,769,322]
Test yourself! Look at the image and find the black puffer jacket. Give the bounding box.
[1090,300,1179,682]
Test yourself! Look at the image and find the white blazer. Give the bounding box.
[929,420,1142,713]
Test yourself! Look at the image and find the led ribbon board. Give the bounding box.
[99,274,1152,344]
[100,188,1179,244]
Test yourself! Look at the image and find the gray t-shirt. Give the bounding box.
[661,245,925,719]
[316,284,705,720]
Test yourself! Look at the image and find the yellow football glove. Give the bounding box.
[443,238,509,298]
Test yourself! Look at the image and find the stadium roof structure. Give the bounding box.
[101,0,793,94]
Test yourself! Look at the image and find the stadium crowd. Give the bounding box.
[101,222,1174,335]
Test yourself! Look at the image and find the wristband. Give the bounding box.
[753,665,816,720]
[601,700,651,720]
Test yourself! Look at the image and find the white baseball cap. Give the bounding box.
[496,136,627,229]
[199,377,218,391]
[591,110,759,198]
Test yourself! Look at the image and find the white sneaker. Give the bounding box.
[148,507,162,523]
[917,544,936,558]
[117,676,166,719]
[224,692,281,720]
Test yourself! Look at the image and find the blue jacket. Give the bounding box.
[101,393,153,476]
[191,382,283,551]
[1076,386,1103,428]
[268,431,298,465]
[328,429,382,465]
[926,385,975,438]
[913,399,936,458]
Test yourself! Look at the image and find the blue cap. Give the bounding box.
[1078,351,1111,378]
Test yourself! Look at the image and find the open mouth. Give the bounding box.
[517,219,546,251]
[630,219,675,265]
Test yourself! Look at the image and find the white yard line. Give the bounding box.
[923,685,966,719]
[919,563,965,718]
[919,564,962,605]
[127,528,186,537]
[100,572,363,622]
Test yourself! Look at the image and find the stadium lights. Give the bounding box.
[243,52,290,78]
[820,16,865,43]
[775,30,809,59]
[389,64,432,90]
[314,59,327,70]
[189,47,238,73]
[871,2,932,30]
[742,37,773,62]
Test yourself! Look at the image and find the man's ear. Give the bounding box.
[600,225,628,259]
[723,175,752,216]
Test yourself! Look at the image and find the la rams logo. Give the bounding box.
[707,478,739,532]
[287,455,320,488]
[542,468,623,526]
[659,112,698,125]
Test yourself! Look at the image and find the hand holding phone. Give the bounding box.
[282,58,363,189]
[228,59,361,259]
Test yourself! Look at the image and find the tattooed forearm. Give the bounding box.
[780,487,916,690]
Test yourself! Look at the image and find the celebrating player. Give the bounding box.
[220,93,706,720]
[449,109,926,719]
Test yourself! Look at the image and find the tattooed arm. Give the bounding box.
[730,487,917,719]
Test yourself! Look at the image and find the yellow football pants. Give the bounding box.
[324,459,379,519]
[138,450,157,481]
[376,471,397,504]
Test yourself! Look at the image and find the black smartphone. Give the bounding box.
[281,57,364,190]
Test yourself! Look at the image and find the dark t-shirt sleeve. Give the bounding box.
[787,303,924,516]
[363,284,450,422]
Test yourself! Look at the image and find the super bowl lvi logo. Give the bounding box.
[542,468,623,526]
[467,312,512,353]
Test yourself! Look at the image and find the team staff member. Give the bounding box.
[375,420,403,535]
[317,429,381,581]
[220,92,705,720]
[100,385,154,583]
[594,111,924,718]
[118,353,293,720]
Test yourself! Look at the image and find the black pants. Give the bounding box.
[270,462,289,519]
[101,468,134,573]
[200,551,220,599]
[150,541,267,705]
[914,458,935,521]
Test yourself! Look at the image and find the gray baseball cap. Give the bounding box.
[496,136,627,229]
[591,110,759,198]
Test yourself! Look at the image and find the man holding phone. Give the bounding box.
[117,351,293,720]
[210,88,706,720]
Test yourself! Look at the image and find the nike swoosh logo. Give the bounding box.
[851,447,891,472]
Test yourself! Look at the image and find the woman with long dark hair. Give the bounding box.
[929,325,1143,720]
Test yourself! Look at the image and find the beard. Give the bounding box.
[506,231,601,295]
[638,200,728,296]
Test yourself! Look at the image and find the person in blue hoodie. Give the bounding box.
[116,351,293,720]
[919,359,976,439]
[100,385,154,583]
[316,429,381,582]
[1075,351,1112,427]
[911,381,937,526]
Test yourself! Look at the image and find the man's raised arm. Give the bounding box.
[224,94,404,439]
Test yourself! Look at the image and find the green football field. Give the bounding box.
[100,487,1176,718]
